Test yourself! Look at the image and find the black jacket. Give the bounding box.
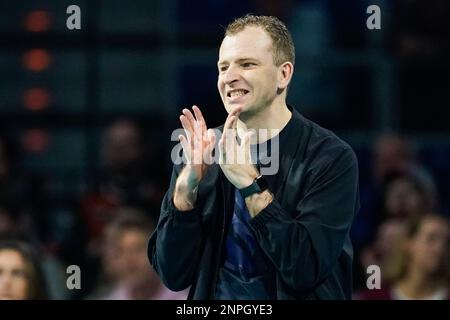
[148,107,360,299]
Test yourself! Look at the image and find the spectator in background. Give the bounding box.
[381,172,436,220]
[373,134,416,184]
[390,0,450,58]
[352,134,436,250]
[0,206,69,300]
[356,213,450,300]
[0,202,34,243]
[0,240,48,300]
[90,208,187,300]
[0,134,18,203]
[372,134,436,200]
[0,206,69,299]
[0,135,29,231]
[354,170,437,289]
[0,205,20,239]
[359,218,406,278]
[101,118,165,212]
[80,119,165,249]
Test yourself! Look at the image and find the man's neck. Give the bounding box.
[236,101,292,143]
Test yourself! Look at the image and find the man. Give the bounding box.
[148,14,359,299]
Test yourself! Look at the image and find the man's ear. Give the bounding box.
[278,61,294,91]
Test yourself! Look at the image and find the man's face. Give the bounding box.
[218,26,280,116]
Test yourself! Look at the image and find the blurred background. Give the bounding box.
[0,0,449,300]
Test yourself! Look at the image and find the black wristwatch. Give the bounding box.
[239,174,269,198]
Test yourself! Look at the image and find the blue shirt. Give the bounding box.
[215,188,276,299]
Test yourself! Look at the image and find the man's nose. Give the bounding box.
[223,66,240,85]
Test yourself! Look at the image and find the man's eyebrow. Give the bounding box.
[218,58,259,66]
[235,58,259,63]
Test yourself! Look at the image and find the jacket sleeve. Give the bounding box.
[249,147,359,295]
[148,162,205,291]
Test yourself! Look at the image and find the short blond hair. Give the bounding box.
[225,14,295,66]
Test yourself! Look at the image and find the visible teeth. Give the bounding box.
[230,90,247,97]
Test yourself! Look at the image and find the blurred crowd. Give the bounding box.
[352,134,450,299]
[0,120,187,300]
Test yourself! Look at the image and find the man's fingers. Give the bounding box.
[182,108,197,131]
[179,134,189,153]
[223,106,241,136]
[222,118,238,165]
[180,115,193,133]
[229,106,242,117]
[205,129,216,155]
[232,113,238,129]
[207,129,216,150]
[223,115,237,148]
[224,105,241,127]
[221,115,233,152]
[193,120,202,152]
[207,129,216,145]
[179,135,191,163]
[218,137,225,165]
[223,115,236,133]
[242,131,253,162]
[180,115,194,146]
[184,107,204,143]
[242,131,253,147]
[231,113,238,141]
[193,105,207,133]
[203,129,216,164]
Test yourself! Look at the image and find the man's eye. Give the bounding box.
[220,66,228,72]
[242,62,255,68]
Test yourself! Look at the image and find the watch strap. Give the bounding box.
[239,175,268,198]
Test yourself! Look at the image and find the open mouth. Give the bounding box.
[227,89,249,99]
